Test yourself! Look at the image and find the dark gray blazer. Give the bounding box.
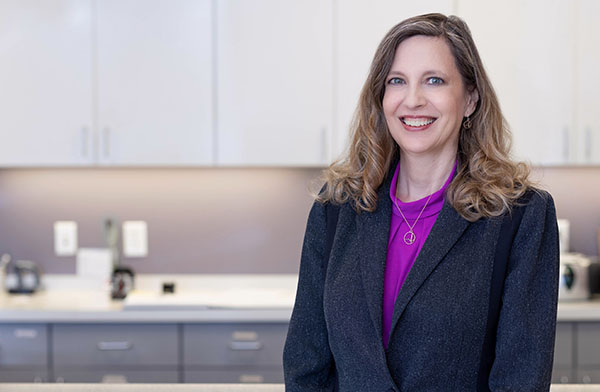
[283,172,559,392]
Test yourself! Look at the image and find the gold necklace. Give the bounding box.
[393,192,434,245]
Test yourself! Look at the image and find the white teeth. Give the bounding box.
[402,118,435,127]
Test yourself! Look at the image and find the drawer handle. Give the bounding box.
[102,374,128,383]
[228,341,263,351]
[97,341,132,351]
[14,329,38,339]
[239,374,264,383]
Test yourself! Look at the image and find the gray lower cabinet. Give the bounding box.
[52,323,178,383]
[0,369,48,383]
[576,369,600,384]
[552,322,575,383]
[182,323,288,383]
[0,324,48,382]
[576,322,600,384]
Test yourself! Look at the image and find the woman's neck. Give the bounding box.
[396,152,457,203]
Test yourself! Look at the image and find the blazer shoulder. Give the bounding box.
[515,187,555,212]
[512,187,557,231]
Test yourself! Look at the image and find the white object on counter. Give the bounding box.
[0,253,10,293]
[558,219,571,253]
[76,248,112,289]
[559,253,593,301]
[122,287,295,310]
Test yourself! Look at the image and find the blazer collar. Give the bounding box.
[356,164,471,347]
[356,167,394,345]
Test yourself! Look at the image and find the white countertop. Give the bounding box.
[0,274,296,323]
[1,274,599,323]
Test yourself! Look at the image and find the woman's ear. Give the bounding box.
[465,88,479,117]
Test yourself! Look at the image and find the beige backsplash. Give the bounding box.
[0,165,597,275]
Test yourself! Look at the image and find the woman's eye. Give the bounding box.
[427,77,444,85]
[387,77,404,85]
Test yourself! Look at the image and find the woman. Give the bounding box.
[283,13,559,392]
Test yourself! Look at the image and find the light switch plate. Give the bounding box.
[54,221,78,256]
[123,221,148,258]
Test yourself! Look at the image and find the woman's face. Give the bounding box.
[382,35,478,160]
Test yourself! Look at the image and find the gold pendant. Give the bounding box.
[403,230,416,245]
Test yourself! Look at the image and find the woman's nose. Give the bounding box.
[404,85,426,108]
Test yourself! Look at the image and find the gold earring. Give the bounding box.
[463,116,472,129]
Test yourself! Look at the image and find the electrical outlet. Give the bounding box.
[54,221,78,256]
[123,221,148,258]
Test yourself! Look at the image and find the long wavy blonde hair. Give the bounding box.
[318,13,531,222]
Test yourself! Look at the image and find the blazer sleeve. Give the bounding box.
[489,190,560,391]
[283,200,337,391]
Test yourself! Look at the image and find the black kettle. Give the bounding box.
[5,258,41,294]
[111,266,134,299]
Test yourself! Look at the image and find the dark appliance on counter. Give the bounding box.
[111,266,134,299]
[5,258,41,294]
[590,259,600,295]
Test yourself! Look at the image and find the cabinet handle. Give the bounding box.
[582,374,592,384]
[102,127,111,158]
[562,127,569,162]
[13,328,37,339]
[101,374,128,383]
[81,127,89,158]
[239,374,264,383]
[228,341,262,351]
[97,341,132,351]
[321,127,328,163]
[585,127,592,161]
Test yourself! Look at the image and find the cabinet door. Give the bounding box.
[334,0,454,159]
[0,369,48,383]
[576,322,600,368]
[216,0,333,166]
[0,324,47,367]
[575,0,600,164]
[183,323,287,367]
[96,0,213,166]
[456,0,575,165]
[552,323,574,384]
[53,323,178,367]
[0,0,93,166]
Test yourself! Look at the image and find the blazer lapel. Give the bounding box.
[356,176,394,342]
[388,200,471,337]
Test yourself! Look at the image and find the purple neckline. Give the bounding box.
[388,160,456,219]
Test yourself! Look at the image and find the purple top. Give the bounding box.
[382,161,456,348]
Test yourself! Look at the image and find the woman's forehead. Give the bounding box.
[389,36,460,76]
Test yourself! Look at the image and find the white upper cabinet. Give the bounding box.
[0,0,93,166]
[216,0,333,166]
[96,0,213,166]
[575,0,600,164]
[456,0,575,165]
[334,1,454,160]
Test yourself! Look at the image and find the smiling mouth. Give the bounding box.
[401,117,437,127]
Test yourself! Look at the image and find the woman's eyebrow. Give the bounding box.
[387,70,449,77]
